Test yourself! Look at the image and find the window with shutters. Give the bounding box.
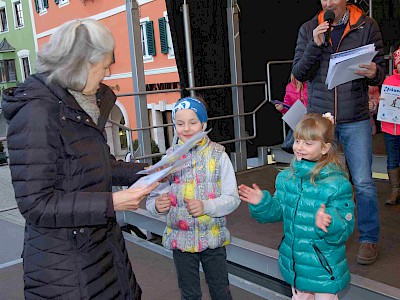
[158,18,168,54]
[162,11,175,59]
[140,18,155,62]
[0,7,8,33]
[21,57,30,81]
[0,59,17,83]
[57,0,69,7]
[17,49,31,82]
[35,0,48,15]
[12,0,23,28]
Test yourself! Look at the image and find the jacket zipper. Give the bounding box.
[190,149,199,251]
[312,244,335,279]
[334,89,338,124]
[333,21,366,123]
[292,178,303,288]
[71,229,83,298]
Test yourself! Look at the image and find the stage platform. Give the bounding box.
[1,144,399,299]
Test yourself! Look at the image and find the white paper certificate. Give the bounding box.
[377,84,400,125]
[282,100,307,130]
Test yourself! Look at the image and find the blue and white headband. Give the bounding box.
[172,97,208,124]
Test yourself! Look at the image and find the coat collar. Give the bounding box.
[317,4,365,28]
[292,159,316,179]
[32,73,84,112]
[32,74,116,130]
[291,159,343,180]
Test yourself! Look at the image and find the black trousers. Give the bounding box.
[173,247,232,300]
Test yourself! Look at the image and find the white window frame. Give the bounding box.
[11,0,23,29]
[58,0,69,8]
[137,0,154,5]
[163,11,175,59]
[17,49,31,82]
[0,1,8,33]
[37,0,47,16]
[140,17,154,63]
[0,59,17,82]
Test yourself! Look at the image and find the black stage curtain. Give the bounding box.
[165,1,319,157]
[165,0,234,153]
[165,1,397,157]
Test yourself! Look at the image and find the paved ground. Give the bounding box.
[0,241,264,300]
[0,165,24,226]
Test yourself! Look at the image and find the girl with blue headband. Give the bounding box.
[146,96,240,300]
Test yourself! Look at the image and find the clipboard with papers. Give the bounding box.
[325,43,378,90]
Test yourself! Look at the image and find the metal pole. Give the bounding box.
[182,0,196,97]
[126,0,152,165]
[227,0,247,171]
[369,0,373,18]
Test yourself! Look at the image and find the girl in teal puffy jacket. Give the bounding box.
[239,113,355,300]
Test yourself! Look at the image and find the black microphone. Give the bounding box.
[323,10,335,47]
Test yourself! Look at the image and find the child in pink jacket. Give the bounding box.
[379,46,400,205]
[275,73,308,114]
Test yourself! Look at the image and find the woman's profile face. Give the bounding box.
[82,52,113,95]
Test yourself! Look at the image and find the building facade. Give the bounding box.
[30,0,180,159]
[0,0,36,140]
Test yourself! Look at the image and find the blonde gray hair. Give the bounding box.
[293,113,347,183]
[36,19,115,91]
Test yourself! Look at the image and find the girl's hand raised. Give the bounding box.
[315,204,332,233]
[238,184,263,205]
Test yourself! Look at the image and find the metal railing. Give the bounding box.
[111,81,268,161]
[266,59,293,140]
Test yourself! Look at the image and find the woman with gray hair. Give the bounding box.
[1,19,157,299]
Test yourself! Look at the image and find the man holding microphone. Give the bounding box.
[291,0,386,265]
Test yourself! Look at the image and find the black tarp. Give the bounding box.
[165,0,320,157]
[165,0,235,153]
[165,0,397,157]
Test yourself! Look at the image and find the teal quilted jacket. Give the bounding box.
[249,159,355,294]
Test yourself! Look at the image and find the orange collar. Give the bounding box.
[317,4,364,42]
[318,4,363,26]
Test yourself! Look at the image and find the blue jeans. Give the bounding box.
[384,133,400,170]
[335,119,380,244]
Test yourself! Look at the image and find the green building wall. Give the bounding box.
[0,0,36,91]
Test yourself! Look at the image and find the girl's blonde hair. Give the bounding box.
[293,113,346,182]
[290,73,305,92]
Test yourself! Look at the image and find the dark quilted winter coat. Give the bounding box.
[292,4,386,124]
[2,74,146,300]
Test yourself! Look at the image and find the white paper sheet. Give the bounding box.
[137,130,208,175]
[282,100,307,130]
[377,84,400,125]
[326,43,377,90]
[130,156,190,189]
